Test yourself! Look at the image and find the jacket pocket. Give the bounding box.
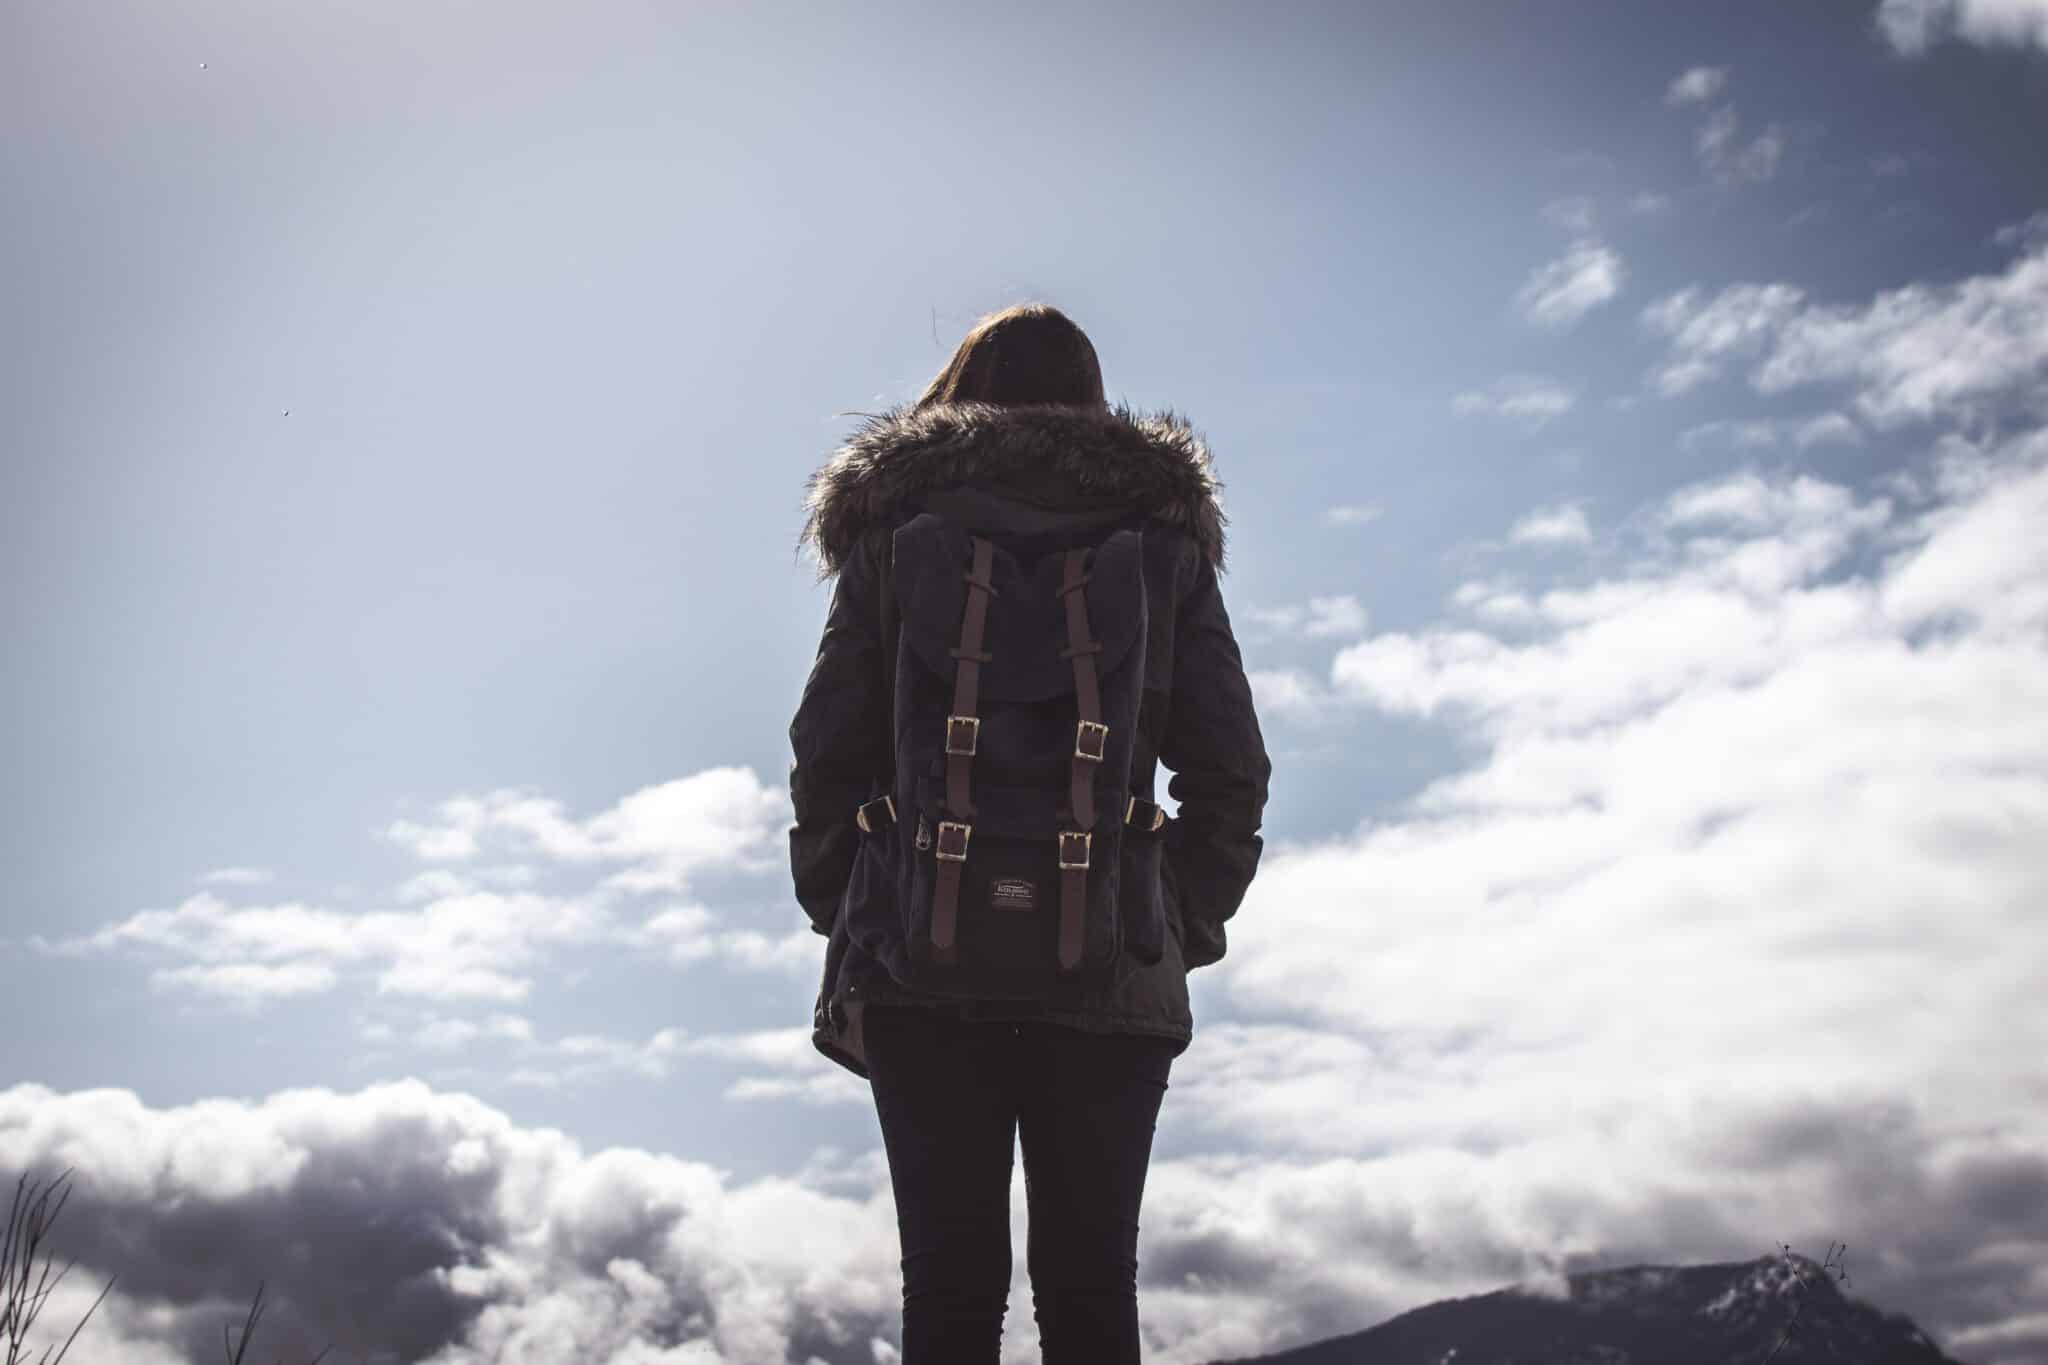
[1163,852,1225,970]
[838,792,900,963]
[1118,803,1169,969]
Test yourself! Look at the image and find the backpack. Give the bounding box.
[843,508,1169,1002]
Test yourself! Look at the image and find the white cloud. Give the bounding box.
[1325,502,1384,526]
[9,1058,2035,1365]
[384,816,480,861]
[1542,196,1598,234]
[1157,437,2048,1354]
[1679,418,1782,451]
[1794,411,1863,448]
[1249,669,1335,725]
[200,866,271,886]
[411,1012,535,1052]
[1508,505,1593,548]
[1995,210,2048,252]
[1248,596,1370,640]
[1641,283,1807,395]
[396,868,473,903]
[31,767,805,1010]
[1628,191,1672,215]
[1698,106,1738,161]
[381,769,787,893]
[1453,376,1578,427]
[1676,413,1861,454]
[0,1081,904,1365]
[1664,66,1729,105]
[152,960,339,1007]
[1695,107,1785,185]
[528,1022,854,1099]
[1735,125,1785,181]
[1245,442,2047,1067]
[1878,0,2048,52]
[1754,244,2048,426]
[1451,579,1541,627]
[1516,239,1626,327]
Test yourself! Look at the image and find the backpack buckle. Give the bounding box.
[945,715,981,757]
[1057,830,1092,871]
[1125,795,1166,832]
[855,794,895,834]
[1074,721,1109,762]
[935,820,972,862]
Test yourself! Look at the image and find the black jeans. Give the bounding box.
[863,1004,1177,1364]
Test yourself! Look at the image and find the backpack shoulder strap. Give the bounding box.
[1056,544,1107,970]
[877,530,899,699]
[930,535,996,959]
[877,529,901,794]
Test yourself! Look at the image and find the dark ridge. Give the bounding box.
[1208,1253,1969,1365]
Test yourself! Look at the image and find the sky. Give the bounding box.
[3,1,2048,1362]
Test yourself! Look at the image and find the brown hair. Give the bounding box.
[912,303,1108,412]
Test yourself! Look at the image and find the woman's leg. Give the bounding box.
[1016,1025,1176,1364]
[863,1005,1022,1364]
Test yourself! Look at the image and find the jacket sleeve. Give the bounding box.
[1159,549,1272,970]
[788,533,892,938]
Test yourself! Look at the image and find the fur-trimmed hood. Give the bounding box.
[797,401,1229,579]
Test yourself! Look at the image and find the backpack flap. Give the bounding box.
[893,514,1144,705]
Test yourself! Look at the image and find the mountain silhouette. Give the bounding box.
[1209,1253,1968,1365]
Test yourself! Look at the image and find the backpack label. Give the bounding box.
[990,877,1037,912]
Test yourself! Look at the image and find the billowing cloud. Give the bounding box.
[1247,595,1370,640]
[1642,283,1807,394]
[1760,246,2048,424]
[200,866,272,886]
[1325,502,1384,527]
[1696,106,1786,185]
[1248,668,1335,725]
[1995,210,2048,252]
[1516,239,1626,327]
[1877,0,2048,53]
[1508,504,1593,547]
[1794,411,1864,447]
[1453,376,1578,427]
[30,768,803,1010]
[1542,196,1598,234]
[1679,417,1783,451]
[1664,65,1729,105]
[1646,243,2048,424]
[1193,435,2048,1359]
[1450,578,1542,627]
[381,769,788,893]
[0,1081,902,1365]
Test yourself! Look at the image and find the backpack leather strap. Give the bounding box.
[1055,547,1105,970]
[934,536,996,956]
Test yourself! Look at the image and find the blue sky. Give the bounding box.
[4,2,2048,1362]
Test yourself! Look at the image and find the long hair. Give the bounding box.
[912,303,1108,412]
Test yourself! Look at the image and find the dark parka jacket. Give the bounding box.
[790,401,1271,1079]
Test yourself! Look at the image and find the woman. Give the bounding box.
[789,303,1271,1363]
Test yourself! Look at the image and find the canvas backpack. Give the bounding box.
[843,507,1170,1002]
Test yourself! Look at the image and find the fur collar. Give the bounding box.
[798,401,1229,578]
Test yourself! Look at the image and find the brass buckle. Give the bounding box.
[1125,795,1166,832]
[1074,720,1109,762]
[935,821,972,862]
[1057,830,1092,871]
[945,715,981,757]
[856,794,895,834]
